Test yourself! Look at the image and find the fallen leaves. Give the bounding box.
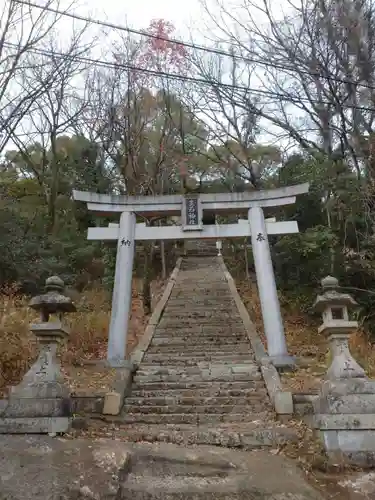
[0,277,167,397]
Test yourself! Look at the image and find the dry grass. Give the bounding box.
[237,279,375,394]
[0,278,166,397]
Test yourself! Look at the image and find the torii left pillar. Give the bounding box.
[107,211,136,366]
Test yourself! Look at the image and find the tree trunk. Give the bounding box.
[159,220,167,280]
[244,239,250,280]
[326,205,335,275]
[142,240,156,315]
[160,239,167,280]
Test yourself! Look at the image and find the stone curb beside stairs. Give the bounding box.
[218,256,294,416]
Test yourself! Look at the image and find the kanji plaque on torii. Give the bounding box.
[181,194,203,231]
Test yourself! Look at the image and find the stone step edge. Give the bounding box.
[131,381,266,390]
[110,429,297,448]
[126,395,267,403]
[120,413,273,424]
[123,405,270,414]
[129,387,268,399]
[133,377,263,384]
[148,343,252,348]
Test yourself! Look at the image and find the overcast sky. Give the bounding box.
[62,0,207,44]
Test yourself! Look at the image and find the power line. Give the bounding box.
[2,43,257,92]
[13,0,375,94]
[5,41,375,114]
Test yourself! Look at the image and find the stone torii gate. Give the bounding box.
[73,183,309,368]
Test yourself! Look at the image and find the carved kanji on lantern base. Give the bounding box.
[0,276,75,434]
[312,276,375,467]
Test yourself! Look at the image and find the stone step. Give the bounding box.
[151,336,249,343]
[162,312,241,324]
[141,355,254,364]
[126,395,268,406]
[136,362,257,371]
[158,320,243,328]
[171,295,232,299]
[166,307,235,310]
[130,387,268,398]
[135,364,259,375]
[157,316,240,322]
[170,291,232,297]
[168,296,233,301]
[131,380,265,392]
[150,342,250,350]
[169,298,233,304]
[109,423,297,449]
[160,318,241,324]
[138,363,257,371]
[165,306,236,311]
[154,328,246,336]
[149,336,249,344]
[147,342,252,352]
[164,307,236,313]
[172,282,229,285]
[124,404,269,415]
[169,291,232,295]
[152,335,247,342]
[164,306,238,314]
[121,411,271,425]
[173,284,226,287]
[174,279,227,283]
[133,373,262,384]
[166,299,236,305]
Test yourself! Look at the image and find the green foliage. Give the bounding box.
[273,226,338,289]
[0,135,113,292]
[102,245,117,291]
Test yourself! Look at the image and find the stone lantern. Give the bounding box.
[0,276,75,434]
[313,275,365,380]
[312,275,375,467]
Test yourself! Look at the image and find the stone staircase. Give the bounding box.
[184,239,217,256]
[119,256,296,448]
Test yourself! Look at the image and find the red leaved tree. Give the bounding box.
[135,19,189,77]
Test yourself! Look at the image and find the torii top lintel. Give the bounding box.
[72,183,309,217]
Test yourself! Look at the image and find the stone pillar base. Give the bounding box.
[314,378,375,467]
[269,355,296,371]
[0,396,72,434]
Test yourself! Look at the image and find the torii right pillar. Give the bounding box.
[248,206,295,369]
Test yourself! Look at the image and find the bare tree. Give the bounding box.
[198,0,375,172]
[0,0,76,154]
[191,0,375,266]
[5,23,93,232]
[183,48,282,189]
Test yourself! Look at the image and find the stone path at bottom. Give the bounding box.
[114,256,297,449]
[0,436,326,500]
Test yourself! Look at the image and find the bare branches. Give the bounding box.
[0,0,73,153]
[197,0,375,175]
[4,11,94,232]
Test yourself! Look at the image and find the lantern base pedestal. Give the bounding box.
[314,378,375,467]
[0,328,72,434]
[0,396,72,434]
[0,416,71,434]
